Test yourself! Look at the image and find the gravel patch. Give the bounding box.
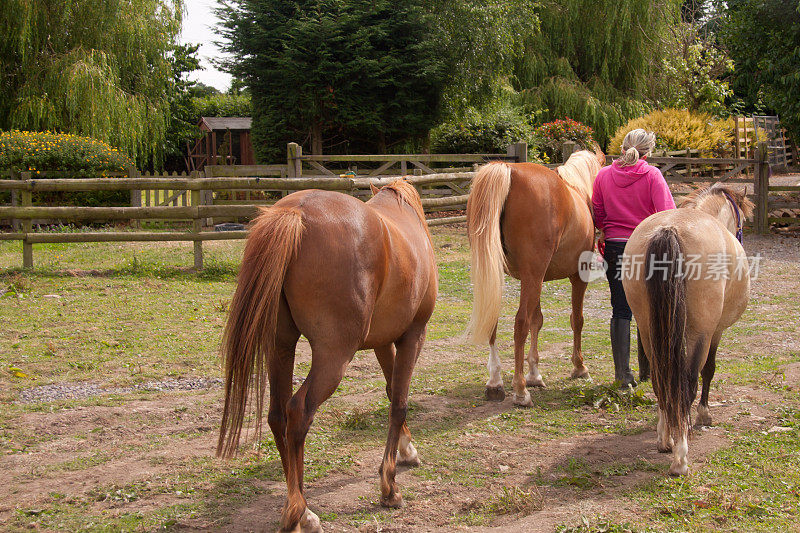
[17,375,307,403]
[18,377,224,403]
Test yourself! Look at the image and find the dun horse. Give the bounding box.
[623,184,752,475]
[217,180,437,532]
[466,151,603,406]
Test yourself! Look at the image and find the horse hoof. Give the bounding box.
[570,367,590,380]
[695,405,712,427]
[381,492,404,509]
[513,390,533,407]
[485,385,506,401]
[657,444,672,453]
[397,447,420,467]
[286,508,323,533]
[668,463,689,476]
[526,376,546,388]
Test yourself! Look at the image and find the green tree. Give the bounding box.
[427,1,538,117]
[660,24,734,116]
[511,0,681,147]
[721,0,800,139]
[217,0,448,162]
[0,0,184,168]
[164,43,203,171]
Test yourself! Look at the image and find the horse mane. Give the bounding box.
[680,183,754,219]
[380,179,431,237]
[556,150,602,202]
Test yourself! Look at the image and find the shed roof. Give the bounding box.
[199,117,252,131]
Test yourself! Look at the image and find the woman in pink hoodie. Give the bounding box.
[592,129,676,388]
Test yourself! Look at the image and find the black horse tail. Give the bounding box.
[645,227,690,436]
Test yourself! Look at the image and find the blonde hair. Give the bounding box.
[618,128,656,167]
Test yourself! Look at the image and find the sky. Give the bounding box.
[180,0,233,92]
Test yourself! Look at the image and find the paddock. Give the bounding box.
[1,226,798,531]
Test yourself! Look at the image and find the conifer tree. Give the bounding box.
[217,0,447,162]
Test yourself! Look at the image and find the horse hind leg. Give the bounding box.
[485,324,506,401]
[669,425,690,476]
[696,337,720,427]
[379,324,426,508]
[375,344,419,466]
[525,303,545,388]
[568,274,590,379]
[657,407,674,453]
[268,308,300,486]
[281,345,354,533]
[512,273,545,407]
[669,335,708,476]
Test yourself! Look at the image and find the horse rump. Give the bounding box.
[644,227,691,436]
[217,206,304,458]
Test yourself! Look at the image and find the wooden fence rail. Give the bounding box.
[2,141,794,271]
[0,171,476,269]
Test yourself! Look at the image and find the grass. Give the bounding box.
[484,485,544,515]
[629,408,800,531]
[1,226,799,531]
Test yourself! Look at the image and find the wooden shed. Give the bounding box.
[186,117,255,171]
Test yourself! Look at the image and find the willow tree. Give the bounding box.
[513,0,681,147]
[427,0,538,117]
[0,0,183,167]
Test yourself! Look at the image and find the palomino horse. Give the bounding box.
[466,151,603,406]
[217,180,437,532]
[622,184,753,475]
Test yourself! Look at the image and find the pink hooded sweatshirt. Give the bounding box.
[592,159,676,240]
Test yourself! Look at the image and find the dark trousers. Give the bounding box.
[603,240,632,320]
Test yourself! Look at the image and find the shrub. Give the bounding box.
[431,111,546,162]
[0,131,134,206]
[191,94,252,122]
[608,109,734,157]
[535,118,597,162]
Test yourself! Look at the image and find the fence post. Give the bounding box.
[10,170,20,232]
[192,184,203,271]
[20,171,33,269]
[128,166,140,229]
[287,142,303,178]
[685,148,692,178]
[507,142,528,163]
[561,141,576,163]
[754,141,769,235]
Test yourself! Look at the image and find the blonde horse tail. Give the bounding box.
[645,227,689,437]
[217,207,304,458]
[466,162,512,344]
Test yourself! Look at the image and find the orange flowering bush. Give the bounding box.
[0,130,133,174]
[0,131,134,206]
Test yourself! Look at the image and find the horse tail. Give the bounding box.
[645,226,690,437]
[217,207,304,458]
[466,161,512,344]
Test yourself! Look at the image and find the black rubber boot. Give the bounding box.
[610,318,637,389]
[637,328,649,382]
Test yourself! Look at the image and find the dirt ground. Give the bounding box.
[1,228,799,532]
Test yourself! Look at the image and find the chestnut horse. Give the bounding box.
[217,180,437,532]
[623,184,752,475]
[466,151,603,406]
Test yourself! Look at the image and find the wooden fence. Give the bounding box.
[0,172,474,269]
[1,141,796,270]
[735,115,797,167]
